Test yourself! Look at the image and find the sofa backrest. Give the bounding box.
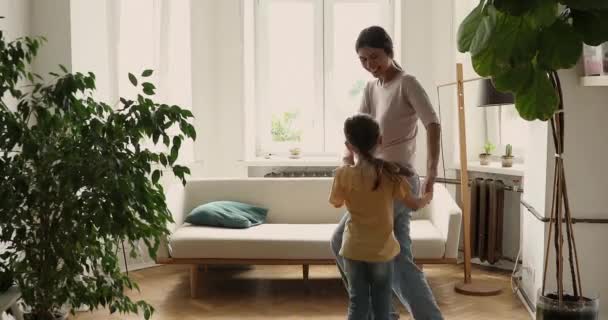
[173,177,441,225]
[181,178,344,224]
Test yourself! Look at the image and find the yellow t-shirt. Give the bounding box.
[329,162,412,262]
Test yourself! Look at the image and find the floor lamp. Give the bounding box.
[438,63,506,296]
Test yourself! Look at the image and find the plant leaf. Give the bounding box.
[471,8,538,77]
[494,62,534,93]
[559,0,608,10]
[525,0,558,28]
[515,68,558,121]
[494,0,537,16]
[538,19,583,70]
[457,0,486,53]
[59,64,68,73]
[141,69,153,77]
[470,10,496,56]
[572,9,608,46]
[128,73,138,86]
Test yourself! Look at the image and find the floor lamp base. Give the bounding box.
[455,280,503,296]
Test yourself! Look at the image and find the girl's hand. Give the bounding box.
[420,192,433,207]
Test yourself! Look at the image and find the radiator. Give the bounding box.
[264,169,334,178]
[470,178,505,264]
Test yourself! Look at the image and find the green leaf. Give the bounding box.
[494,62,534,93]
[538,19,583,70]
[515,69,558,121]
[572,9,608,46]
[525,0,558,28]
[471,9,538,77]
[128,73,138,86]
[559,0,608,10]
[470,10,496,55]
[152,170,161,184]
[141,69,153,77]
[494,0,537,16]
[59,64,68,73]
[457,0,486,52]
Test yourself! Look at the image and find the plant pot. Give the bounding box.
[536,294,599,320]
[501,156,514,167]
[479,153,491,165]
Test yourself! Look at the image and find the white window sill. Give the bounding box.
[452,160,524,177]
[241,156,341,167]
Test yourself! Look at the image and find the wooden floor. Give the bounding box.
[73,264,530,320]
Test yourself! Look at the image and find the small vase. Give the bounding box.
[501,156,514,167]
[479,153,491,165]
[536,293,599,320]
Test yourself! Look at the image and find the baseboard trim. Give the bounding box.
[120,261,159,273]
[516,284,535,319]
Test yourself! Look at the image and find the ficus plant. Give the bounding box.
[0,24,195,320]
[457,0,608,308]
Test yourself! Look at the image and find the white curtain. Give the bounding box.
[71,0,194,270]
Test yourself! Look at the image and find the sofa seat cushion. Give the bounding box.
[169,221,446,260]
[169,223,337,260]
[409,220,446,259]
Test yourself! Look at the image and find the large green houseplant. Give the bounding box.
[0,26,196,319]
[458,1,607,319]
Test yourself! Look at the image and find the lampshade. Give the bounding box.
[479,78,514,107]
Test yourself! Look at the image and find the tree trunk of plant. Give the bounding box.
[540,71,582,301]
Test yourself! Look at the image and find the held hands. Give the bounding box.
[419,191,433,208]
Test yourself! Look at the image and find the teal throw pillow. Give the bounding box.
[185,201,268,228]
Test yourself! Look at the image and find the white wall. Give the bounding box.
[31,0,72,75]
[547,68,608,317]
[520,68,608,318]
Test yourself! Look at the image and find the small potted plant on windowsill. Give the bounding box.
[501,144,514,167]
[479,141,495,165]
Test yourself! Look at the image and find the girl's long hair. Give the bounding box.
[344,114,403,191]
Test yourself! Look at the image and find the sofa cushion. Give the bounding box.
[170,224,337,260]
[169,220,446,260]
[185,201,268,229]
[409,220,446,259]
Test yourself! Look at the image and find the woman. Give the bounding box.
[330,26,443,320]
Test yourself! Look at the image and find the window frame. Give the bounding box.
[252,0,396,157]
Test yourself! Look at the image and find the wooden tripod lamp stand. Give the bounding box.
[445,63,503,296]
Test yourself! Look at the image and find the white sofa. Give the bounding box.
[157,178,462,297]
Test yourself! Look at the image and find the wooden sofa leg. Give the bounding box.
[190,265,200,298]
[303,264,309,280]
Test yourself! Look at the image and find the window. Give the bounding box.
[251,0,397,156]
[484,106,528,160]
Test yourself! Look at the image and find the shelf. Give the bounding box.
[580,75,608,87]
[453,161,524,177]
[241,157,341,167]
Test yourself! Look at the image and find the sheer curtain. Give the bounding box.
[71,0,194,270]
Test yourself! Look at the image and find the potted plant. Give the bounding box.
[480,141,495,165]
[0,26,196,319]
[501,144,514,167]
[458,1,606,318]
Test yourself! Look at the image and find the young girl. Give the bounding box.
[329,114,432,320]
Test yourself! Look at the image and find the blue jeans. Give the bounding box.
[331,176,444,320]
[344,258,394,320]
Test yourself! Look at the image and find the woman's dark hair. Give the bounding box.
[356,26,394,57]
[344,114,402,191]
[355,26,402,69]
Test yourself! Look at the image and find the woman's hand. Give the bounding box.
[422,175,436,194]
[420,191,433,207]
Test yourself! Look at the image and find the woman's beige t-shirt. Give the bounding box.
[329,162,411,262]
[359,72,440,172]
